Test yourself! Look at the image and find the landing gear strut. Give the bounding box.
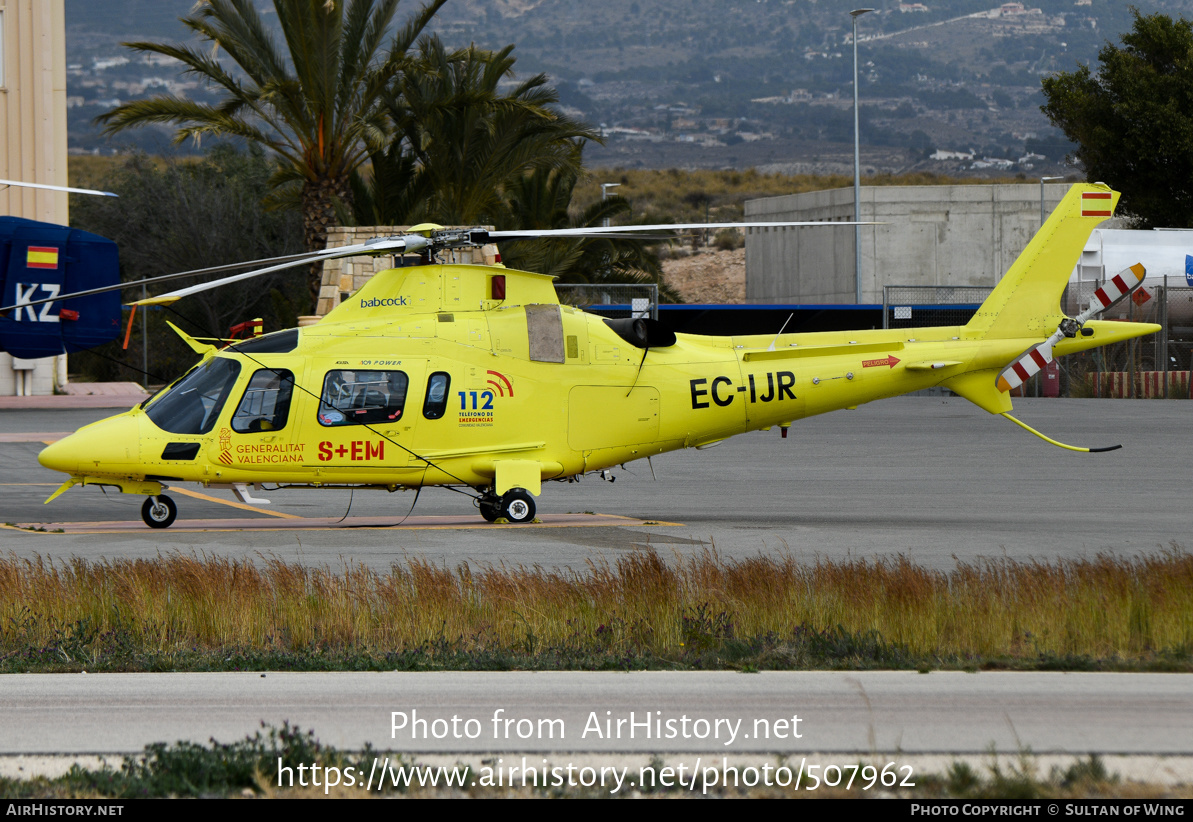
[141,494,177,529]
[476,488,536,524]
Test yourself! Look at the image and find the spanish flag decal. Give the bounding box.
[1080,191,1113,218]
[26,246,59,270]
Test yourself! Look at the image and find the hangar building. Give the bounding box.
[743,183,1076,305]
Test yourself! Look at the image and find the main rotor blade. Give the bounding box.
[131,236,422,307]
[0,178,118,198]
[0,218,883,314]
[0,250,331,313]
[482,220,882,242]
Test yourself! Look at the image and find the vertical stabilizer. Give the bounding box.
[966,183,1119,340]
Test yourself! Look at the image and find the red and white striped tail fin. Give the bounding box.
[996,340,1056,393]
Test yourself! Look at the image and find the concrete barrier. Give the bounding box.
[1087,371,1191,399]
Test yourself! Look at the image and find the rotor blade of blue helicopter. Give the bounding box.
[0,178,118,197]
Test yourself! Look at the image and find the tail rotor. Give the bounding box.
[995,263,1146,394]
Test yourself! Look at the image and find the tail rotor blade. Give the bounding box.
[996,340,1055,393]
[1079,263,1147,323]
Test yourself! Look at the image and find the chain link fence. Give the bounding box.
[553,284,658,320]
[882,286,994,330]
[1062,282,1193,399]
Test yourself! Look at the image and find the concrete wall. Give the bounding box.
[744,184,1070,304]
[0,0,67,394]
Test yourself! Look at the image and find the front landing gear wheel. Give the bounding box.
[478,495,501,523]
[500,489,536,524]
[141,494,177,529]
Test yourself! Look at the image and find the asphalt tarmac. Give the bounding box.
[1,396,1191,775]
[2,671,1190,756]
[0,396,1189,571]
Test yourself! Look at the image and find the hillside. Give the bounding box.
[62,0,1193,173]
[662,248,746,304]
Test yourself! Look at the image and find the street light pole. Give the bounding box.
[851,8,874,305]
[1040,175,1063,228]
[600,182,621,228]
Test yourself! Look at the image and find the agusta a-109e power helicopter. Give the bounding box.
[28,183,1157,528]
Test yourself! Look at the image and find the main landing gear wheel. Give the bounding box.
[141,494,177,529]
[501,489,536,524]
[478,495,501,523]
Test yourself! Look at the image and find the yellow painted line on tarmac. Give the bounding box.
[16,514,683,535]
[168,486,301,519]
[577,512,678,526]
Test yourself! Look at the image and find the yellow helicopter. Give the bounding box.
[29,183,1157,528]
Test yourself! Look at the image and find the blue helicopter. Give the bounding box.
[0,180,121,359]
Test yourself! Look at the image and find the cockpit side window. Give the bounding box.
[232,369,295,433]
[423,372,451,420]
[145,357,242,435]
[318,369,408,426]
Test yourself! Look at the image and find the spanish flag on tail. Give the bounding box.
[26,246,59,270]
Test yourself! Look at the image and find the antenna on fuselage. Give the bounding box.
[626,346,649,397]
[766,313,795,352]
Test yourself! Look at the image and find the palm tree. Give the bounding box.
[97,0,447,305]
[350,37,598,227]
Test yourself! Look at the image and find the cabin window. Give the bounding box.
[422,372,451,420]
[318,369,408,426]
[232,369,295,433]
[145,357,242,435]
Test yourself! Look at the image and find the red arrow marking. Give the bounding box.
[862,355,901,369]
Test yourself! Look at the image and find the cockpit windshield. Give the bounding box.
[145,357,242,435]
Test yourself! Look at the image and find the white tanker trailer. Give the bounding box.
[1069,228,1193,321]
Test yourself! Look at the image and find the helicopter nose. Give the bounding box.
[38,414,142,476]
[37,436,77,474]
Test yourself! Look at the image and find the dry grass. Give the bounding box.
[1,547,1190,671]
